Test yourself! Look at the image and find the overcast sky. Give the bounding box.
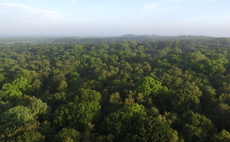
[0,0,230,37]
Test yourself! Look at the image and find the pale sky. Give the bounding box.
[0,0,230,37]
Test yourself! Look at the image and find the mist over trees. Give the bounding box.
[0,37,230,141]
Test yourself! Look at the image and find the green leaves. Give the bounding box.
[0,105,34,125]
[135,116,179,142]
[0,97,50,141]
[101,103,179,141]
[54,128,82,142]
[15,130,45,142]
[194,59,226,75]
[27,97,49,117]
[53,102,101,131]
[171,82,202,113]
[2,77,33,101]
[179,111,216,142]
[101,103,146,140]
[211,129,230,142]
[75,88,101,103]
[135,77,168,98]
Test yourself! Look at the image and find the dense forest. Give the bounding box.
[1,37,230,141]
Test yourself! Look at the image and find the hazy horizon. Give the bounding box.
[1,0,230,37]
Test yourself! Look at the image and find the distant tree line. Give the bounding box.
[0,35,210,44]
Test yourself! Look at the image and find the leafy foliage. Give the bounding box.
[53,102,101,131]
[0,105,34,125]
[0,38,230,141]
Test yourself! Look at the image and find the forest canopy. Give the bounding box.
[0,37,230,141]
